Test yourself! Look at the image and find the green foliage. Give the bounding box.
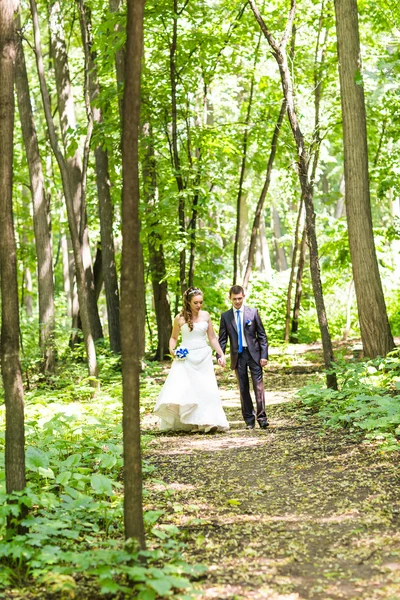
[297,350,400,451]
[0,361,204,597]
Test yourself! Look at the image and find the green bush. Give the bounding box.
[0,362,204,598]
[297,349,400,451]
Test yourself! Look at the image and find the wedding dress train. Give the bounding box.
[154,321,229,432]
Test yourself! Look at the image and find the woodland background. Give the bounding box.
[1,0,400,597]
[9,0,400,366]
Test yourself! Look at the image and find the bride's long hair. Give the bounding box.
[181,287,203,331]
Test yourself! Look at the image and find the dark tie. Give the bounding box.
[236,310,243,353]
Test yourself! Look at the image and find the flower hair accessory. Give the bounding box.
[175,347,189,360]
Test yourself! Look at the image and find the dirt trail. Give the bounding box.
[145,369,400,600]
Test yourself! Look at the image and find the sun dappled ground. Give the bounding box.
[144,363,400,600]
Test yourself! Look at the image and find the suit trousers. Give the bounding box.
[235,348,267,425]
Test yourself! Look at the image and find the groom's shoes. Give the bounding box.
[259,421,269,429]
[246,423,255,430]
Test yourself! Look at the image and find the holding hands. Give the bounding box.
[217,355,226,368]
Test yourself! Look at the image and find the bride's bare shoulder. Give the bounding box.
[199,310,210,321]
[174,314,185,326]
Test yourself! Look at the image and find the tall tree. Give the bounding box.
[334,0,394,357]
[0,0,26,496]
[15,14,56,372]
[48,0,103,344]
[30,0,99,381]
[121,0,146,547]
[249,0,337,389]
[285,11,328,343]
[78,0,121,354]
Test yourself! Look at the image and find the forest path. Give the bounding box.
[145,368,400,600]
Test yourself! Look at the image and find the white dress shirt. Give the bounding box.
[235,307,248,348]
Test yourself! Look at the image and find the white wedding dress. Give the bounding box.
[154,321,229,432]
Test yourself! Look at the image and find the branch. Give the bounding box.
[247,0,279,54]
[280,0,296,49]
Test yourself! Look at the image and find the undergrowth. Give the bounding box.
[0,347,204,599]
[297,349,400,451]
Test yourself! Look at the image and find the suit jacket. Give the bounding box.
[218,306,268,370]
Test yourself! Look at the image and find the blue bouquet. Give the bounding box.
[175,347,189,360]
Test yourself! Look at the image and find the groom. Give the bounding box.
[217,285,269,429]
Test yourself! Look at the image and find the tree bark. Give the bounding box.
[15,14,56,372]
[285,12,328,343]
[49,0,103,343]
[290,223,307,342]
[0,0,26,496]
[249,0,337,389]
[30,0,99,381]
[78,0,121,354]
[334,0,394,357]
[121,0,146,547]
[243,99,286,290]
[142,124,172,360]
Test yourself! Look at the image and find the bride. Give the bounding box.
[154,287,229,433]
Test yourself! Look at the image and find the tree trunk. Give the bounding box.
[285,13,328,343]
[334,0,394,357]
[0,0,26,496]
[249,0,337,389]
[142,124,172,360]
[15,14,56,372]
[49,0,103,343]
[78,0,121,353]
[290,223,307,343]
[243,100,286,290]
[121,0,146,547]
[284,199,304,342]
[30,0,99,381]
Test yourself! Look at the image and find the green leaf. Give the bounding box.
[148,578,172,595]
[137,589,157,600]
[26,447,49,471]
[90,474,114,496]
[56,471,72,486]
[38,467,55,479]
